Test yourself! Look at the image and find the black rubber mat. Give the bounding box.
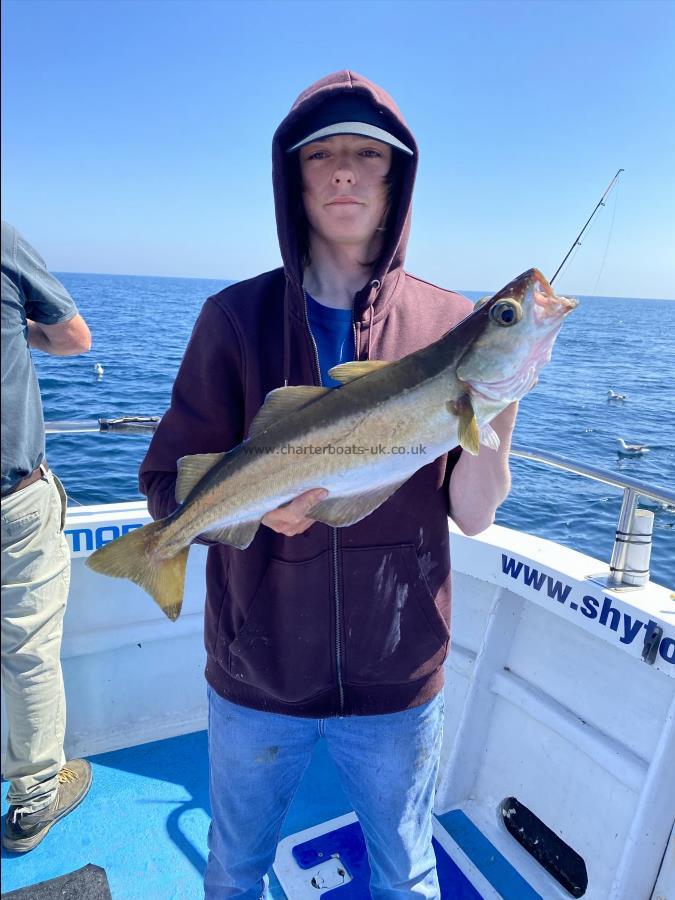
[3,864,111,899]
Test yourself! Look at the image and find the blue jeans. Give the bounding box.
[205,688,444,900]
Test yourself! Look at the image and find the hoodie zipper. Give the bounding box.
[303,289,345,712]
[302,280,381,715]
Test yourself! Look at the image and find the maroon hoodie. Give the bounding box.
[139,71,473,717]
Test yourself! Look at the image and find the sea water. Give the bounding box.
[35,273,675,589]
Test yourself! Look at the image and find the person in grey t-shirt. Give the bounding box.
[1,221,93,853]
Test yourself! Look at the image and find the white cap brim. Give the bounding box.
[287,122,413,156]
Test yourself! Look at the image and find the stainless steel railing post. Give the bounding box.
[608,488,638,587]
[509,446,674,590]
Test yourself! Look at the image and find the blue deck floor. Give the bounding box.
[3,732,533,899]
[1,731,354,899]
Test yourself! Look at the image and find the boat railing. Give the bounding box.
[44,419,673,590]
[44,416,161,434]
[510,444,674,589]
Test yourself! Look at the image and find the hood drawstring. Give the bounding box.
[283,280,291,387]
[366,279,381,360]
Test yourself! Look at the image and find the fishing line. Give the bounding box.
[591,180,621,297]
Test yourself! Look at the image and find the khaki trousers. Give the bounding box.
[1,469,69,813]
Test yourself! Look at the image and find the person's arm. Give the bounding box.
[27,314,91,355]
[9,225,92,353]
[448,401,518,535]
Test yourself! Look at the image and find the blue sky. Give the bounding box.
[2,0,674,299]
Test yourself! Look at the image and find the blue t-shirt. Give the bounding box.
[305,292,354,387]
[1,221,78,493]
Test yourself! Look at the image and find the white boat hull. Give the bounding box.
[1,501,673,899]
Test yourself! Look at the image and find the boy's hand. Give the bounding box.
[262,488,328,537]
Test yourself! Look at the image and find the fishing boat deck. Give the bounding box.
[3,489,674,899]
[2,729,535,899]
[0,731,336,898]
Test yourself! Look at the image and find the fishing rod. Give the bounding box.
[44,416,161,435]
[550,168,624,285]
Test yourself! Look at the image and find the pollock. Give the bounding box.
[87,268,577,620]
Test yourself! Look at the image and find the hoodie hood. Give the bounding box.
[272,71,418,313]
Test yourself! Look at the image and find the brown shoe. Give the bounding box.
[2,759,93,853]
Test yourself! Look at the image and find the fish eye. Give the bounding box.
[490,300,522,327]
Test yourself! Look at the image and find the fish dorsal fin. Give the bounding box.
[328,360,390,384]
[447,396,481,456]
[202,519,261,550]
[176,452,226,504]
[306,478,409,527]
[248,386,331,438]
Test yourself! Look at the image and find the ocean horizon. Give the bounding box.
[54,270,675,304]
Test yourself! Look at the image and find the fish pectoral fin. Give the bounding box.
[307,480,409,527]
[176,452,227,504]
[447,396,481,455]
[459,418,481,455]
[327,360,390,384]
[202,520,261,549]
[479,423,500,451]
[248,386,332,438]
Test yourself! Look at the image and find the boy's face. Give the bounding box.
[298,134,392,253]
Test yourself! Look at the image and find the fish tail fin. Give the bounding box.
[86,520,188,621]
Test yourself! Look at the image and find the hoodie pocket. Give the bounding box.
[342,544,449,686]
[227,550,333,703]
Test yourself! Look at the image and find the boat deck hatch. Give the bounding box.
[275,814,484,899]
[500,797,588,898]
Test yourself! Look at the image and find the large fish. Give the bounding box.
[87,268,576,620]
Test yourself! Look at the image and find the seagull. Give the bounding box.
[616,438,649,456]
[607,390,627,401]
[93,363,104,377]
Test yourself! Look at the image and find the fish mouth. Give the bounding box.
[495,269,577,323]
[531,272,578,323]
